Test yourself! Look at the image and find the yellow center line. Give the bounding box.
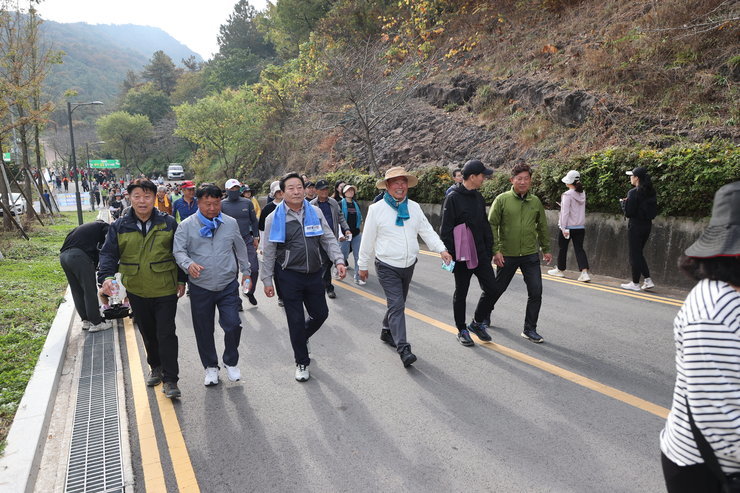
[123,318,200,493]
[334,280,670,419]
[417,249,683,307]
[123,318,166,492]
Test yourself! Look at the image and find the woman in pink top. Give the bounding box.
[548,170,591,282]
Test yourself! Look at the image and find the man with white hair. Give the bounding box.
[155,185,172,215]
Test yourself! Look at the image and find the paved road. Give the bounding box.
[120,251,681,493]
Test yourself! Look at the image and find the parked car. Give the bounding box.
[167,164,184,180]
[0,193,27,216]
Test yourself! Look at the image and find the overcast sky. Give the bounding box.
[37,0,268,60]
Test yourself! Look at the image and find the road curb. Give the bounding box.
[0,286,75,493]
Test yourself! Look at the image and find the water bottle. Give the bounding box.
[111,279,120,297]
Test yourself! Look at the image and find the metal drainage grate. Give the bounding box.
[65,326,124,493]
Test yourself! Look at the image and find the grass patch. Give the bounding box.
[0,211,97,454]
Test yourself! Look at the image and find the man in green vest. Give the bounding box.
[486,162,552,343]
[99,178,187,398]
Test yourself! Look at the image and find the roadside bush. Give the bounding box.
[411,166,452,204]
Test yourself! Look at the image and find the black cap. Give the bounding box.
[315,180,329,190]
[305,181,315,188]
[626,166,648,179]
[462,159,493,179]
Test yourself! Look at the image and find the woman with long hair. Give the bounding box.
[548,170,591,282]
[620,166,658,291]
[333,180,346,202]
[660,181,739,493]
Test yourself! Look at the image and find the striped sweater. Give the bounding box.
[660,279,740,473]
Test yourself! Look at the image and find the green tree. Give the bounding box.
[96,111,153,176]
[174,87,263,179]
[171,70,211,105]
[142,50,179,95]
[262,0,334,59]
[120,83,171,124]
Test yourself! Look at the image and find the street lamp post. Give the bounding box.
[67,100,103,225]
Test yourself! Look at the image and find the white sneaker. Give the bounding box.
[547,268,565,277]
[88,320,112,332]
[641,278,655,290]
[204,367,219,386]
[577,271,591,282]
[295,364,310,382]
[620,282,641,291]
[224,365,241,382]
[81,320,92,331]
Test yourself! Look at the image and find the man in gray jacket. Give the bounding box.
[221,178,260,306]
[262,173,346,382]
[173,184,251,387]
[310,179,351,299]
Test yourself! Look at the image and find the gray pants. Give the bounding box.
[375,259,416,353]
[60,248,103,325]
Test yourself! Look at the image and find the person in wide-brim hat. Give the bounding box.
[376,167,419,189]
[685,181,740,259]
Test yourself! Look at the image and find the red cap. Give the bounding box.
[181,180,196,189]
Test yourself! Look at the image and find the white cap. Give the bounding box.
[561,170,580,184]
[269,180,281,197]
[224,178,241,190]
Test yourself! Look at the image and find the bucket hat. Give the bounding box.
[376,167,418,189]
[685,181,740,258]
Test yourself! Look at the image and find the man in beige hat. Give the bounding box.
[358,167,453,368]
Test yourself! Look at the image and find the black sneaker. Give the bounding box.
[162,381,181,399]
[467,320,492,342]
[146,367,162,387]
[246,293,258,306]
[380,328,396,347]
[400,347,417,368]
[277,298,284,307]
[238,303,244,312]
[457,329,475,347]
[327,291,336,299]
[521,329,544,343]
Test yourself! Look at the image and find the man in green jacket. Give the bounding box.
[99,178,186,398]
[486,163,552,343]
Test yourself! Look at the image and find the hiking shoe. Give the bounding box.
[81,320,92,331]
[620,282,641,291]
[162,382,181,399]
[457,329,475,347]
[204,367,219,386]
[89,320,112,333]
[327,291,337,299]
[641,278,655,290]
[225,365,241,382]
[355,279,366,286]
[400,347,417,368]
[380,328,396,347]
[547,268,565,277]
[521,329,544,343]
[467,320,492,342]
[578,271,591,282]
[277,298,284,307]
[146,367,163,387]
[295,364,310,382]
[246,293,258,305]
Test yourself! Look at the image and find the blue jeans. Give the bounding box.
[340,233,362,280]
[188,279,242,368]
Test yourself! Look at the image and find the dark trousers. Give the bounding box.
[60,248,103,325]
[321,260,334,293]
[556,229,589,271]
[628,219,652,283]
[452,259,498,331]
[188,279,242,368]
[243,235,259,295]
[661,453,721,493]
[376,259,415,353]
[276,267,329,366]
[485,253,543,331]
[127,292,179,383]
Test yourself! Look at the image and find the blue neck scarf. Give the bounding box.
[340,198,362,229]
[197,210,224,238]
[269,200,323,243]
[383,192,410,226]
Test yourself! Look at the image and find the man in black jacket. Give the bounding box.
[222,178,260,305]
[440,159,497,347]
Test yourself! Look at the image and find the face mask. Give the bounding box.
[227,190,241,201]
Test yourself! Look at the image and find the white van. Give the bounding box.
[167,164,184,180]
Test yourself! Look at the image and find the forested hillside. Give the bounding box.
[81,0,740,216]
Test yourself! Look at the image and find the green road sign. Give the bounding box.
[89,159,121,169]
[3,152,11,163]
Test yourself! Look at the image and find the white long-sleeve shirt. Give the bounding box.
[660,279,740,474]
[357,198,446,270]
